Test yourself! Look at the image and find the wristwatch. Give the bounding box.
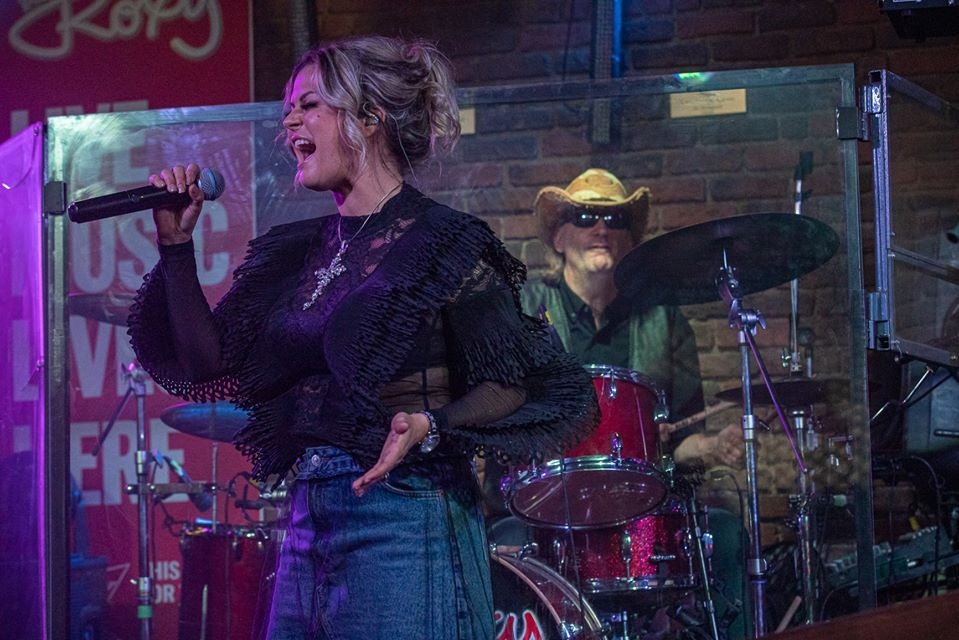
[419,411,440,454]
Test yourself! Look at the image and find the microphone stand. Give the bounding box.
[92,362,154,639]
[716,255,808,639]
[126,362,153,640]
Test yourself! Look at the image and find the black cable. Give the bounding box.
[903,455,944,596]
[704,468,748,617]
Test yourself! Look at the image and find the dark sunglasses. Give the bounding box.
[568,209,631,230]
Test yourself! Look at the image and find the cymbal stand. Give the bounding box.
[124,362,153,640]
[789,407,818,625]
[716,257,808,639]
[92,361,154,639]
[681,471,721,640]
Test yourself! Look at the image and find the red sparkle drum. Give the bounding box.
[507,365,669,529]
[491,551,604,640]
[178,525,278,640]
[534,500,698,603]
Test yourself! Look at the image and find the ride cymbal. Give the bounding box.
[615,213,840,306]
[160,401,248,442]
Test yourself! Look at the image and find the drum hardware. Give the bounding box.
[687,488,721,640]
[153,450,216,512]
[94,360,153,640]
[604,367,618,399]
[615,212,840,638]
[611,433,623,460]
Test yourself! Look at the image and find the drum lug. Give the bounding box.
[519,541,539,559]
[498,473,514,498]
[611,432,623,461]
[701,531,714,559]
[604,370,618,399]
[559,622,587,639]
[552,537,567,576]
[654,389,670,423]
[620,529,633,576]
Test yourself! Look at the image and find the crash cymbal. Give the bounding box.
[160,401,248,442]
[715,376,847,406]
[615,213,840,306]
[68,292,135,325]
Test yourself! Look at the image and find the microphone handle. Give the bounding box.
[67,185,193,223]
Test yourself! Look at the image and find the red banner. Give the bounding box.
[1,2,257,636]
[0,0,252,140]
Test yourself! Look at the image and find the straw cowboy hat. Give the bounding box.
[533,168,651,255]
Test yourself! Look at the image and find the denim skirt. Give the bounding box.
[265,446,493,640]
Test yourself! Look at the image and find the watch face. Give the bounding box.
[420,433,440,454]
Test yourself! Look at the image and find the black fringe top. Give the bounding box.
[128,184,598,480]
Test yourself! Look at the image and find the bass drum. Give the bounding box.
[491,551,604,640]
[178,525,278,640]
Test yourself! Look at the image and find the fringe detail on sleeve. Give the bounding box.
[126,258,238,404]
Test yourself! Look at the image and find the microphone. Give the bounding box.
[67,167,225,223]
[162,454,214,512]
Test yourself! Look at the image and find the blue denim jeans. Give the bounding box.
[265,447,493,640]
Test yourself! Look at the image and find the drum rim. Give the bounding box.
[491,551,604,632]
[583,363,663,391]
[514,454,666,480]
[506,457,668,529]
[585,574,698,594]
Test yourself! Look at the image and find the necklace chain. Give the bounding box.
[302,184,400,310]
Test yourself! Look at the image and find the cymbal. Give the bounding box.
[160,401,248,442]
[68,292,135,325]
[715,376,847,406]
[615,213,840,305]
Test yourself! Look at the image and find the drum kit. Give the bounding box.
[493,212,842,639]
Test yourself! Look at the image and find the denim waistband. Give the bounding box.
[293,446,473,486]
[294,446,363,481]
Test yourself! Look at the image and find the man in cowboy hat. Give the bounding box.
[524,168,741,466]
[485,168,747,638]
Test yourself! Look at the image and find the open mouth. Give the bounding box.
[292,138,316,162]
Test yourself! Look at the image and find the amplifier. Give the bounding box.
[880,1,959,39]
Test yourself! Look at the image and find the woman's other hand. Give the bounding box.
[352,412,430,497]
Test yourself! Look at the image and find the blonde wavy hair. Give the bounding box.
[284,35,461,175]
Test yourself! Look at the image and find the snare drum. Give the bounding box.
[506,365,669,529]
[178,525,277,640]
[534,500,698,603]
[491,550,604,640]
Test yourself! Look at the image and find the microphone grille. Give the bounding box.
[197,167,226,201]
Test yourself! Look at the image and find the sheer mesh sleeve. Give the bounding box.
[432,261,599,462]
[127,240,234,402]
